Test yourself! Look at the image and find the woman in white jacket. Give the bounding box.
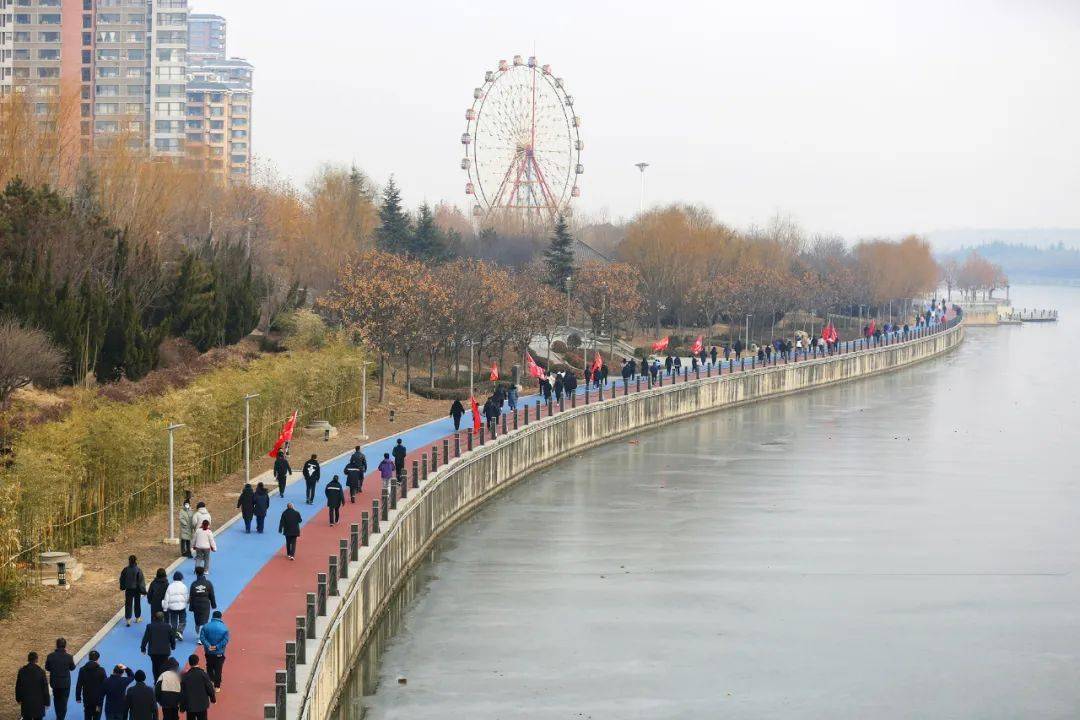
[163,571,189,641]
[191,502,211,531]
[192,520,217,573]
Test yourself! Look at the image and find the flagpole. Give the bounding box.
[468,341,474,399]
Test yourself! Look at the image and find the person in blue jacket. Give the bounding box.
[198,611,230,691]
[100,664,134,720]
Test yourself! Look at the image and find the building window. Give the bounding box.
[38,31,60,42]
[39,13,60,23]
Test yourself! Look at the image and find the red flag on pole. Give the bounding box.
[470,395,482,435]
[690,335,704,355]
[525,352,547,381]
[651,336,670,352]
[489,360,499,382]
[868,319,876,335]
[590,351,603,374]
[268,409,298,458]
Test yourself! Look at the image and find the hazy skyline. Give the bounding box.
[211,0,1080,240]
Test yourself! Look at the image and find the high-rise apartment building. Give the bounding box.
[91,0,152,149]
[186,11,220,61]
[149,0,187,155]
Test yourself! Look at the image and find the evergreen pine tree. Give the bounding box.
[375,176,412,253]
[544,214,576,287]
[410,202,447,260]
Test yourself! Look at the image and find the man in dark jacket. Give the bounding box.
[179,655,215,720]
[45,638,75,720]
[154,659,181,720]
[100,665,134,720]
[273,451,291,498]
[391,439,407,480]
[253,483,270,533]
[302,454,321,504]
[119,555,146,627]
[189,566,217,640]
[344,447,367,504]
[483,398,499,431]
[278,503,302,560]
[324,475,344,526]
[75,650,107,720]
[146,568,169,618]
[449,399,465,430]
[140,612,176,681]
[122,670,156,720]
[563,371,577,396]
[15,651,49,720]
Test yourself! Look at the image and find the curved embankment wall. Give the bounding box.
[286,322,964,720]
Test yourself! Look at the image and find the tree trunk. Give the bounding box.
[378,353,386,403]
[404,350,412,397]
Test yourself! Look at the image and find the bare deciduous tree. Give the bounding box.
[0,318,66,406]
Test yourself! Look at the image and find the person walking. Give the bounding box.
[100,665,134,720]
[507,385,518,411]
[75,649,107,720]
[302,454,321,505]
[278,503,302,560]
[253,483,270,533]
[140,612,176,681]
[599,362,609,385]
[553,373,564,403]
[483,397,499,432]
[449,399,465,431]
[119,555,146,627]
[344,451,366,504]
[122,670,156,720]
[539,377,552,401]
[178,498,194,559]
[710,346,718,366]
[45,638,75,720]
[179,655,215,720]
[163,572,189,641]
[733,338,743,361]
[392,439,407,481]
[189,567,217,641]
[664,355,673,375]
[273,450,292,498]
[377,453,395,490]
[236,484,255,533]
[146,569,169,619]
[198,611,229,692]
[324,475,344,526]
[191,502,211,532]
[154,659,181,720]
[192,520,216,574]
[563,371,577,397]
[15,652,49,720]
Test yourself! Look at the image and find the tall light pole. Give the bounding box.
[166,422,185,544]
[745,314,752,349]
[243,393,259,485]
[634,162,649,214]
[565,275,572,330]
[360,360,372,440]
[466,340,476,399]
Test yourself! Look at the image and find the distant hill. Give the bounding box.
[926,228,1080,252]
[939,241,1080,284]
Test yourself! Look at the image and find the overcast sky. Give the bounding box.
[207,0,1080,240]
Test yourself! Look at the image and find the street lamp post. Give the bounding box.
[466,341,476,399]
[634,162,649,214]
[565,275,572,330]
[243,393,259,485]
[166,422,186,544]
[360,360,372,439]
[745,314,752,349]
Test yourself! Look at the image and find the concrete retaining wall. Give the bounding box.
[290,322,964,720]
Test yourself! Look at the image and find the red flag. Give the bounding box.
[590,351,603,374]
[489,360,499,382]
[268,410,298,458]
[651,336,670,352]
[868,319,876,335]
[470,395,482,435]
[690,335,704,355]
[525,352,547,381]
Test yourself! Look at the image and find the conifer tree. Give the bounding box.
[544,214,575,287]
[411,202,447,260]
[375,176,411,253]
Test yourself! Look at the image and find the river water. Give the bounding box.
[332,285,1080,720]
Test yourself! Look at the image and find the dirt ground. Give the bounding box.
[0,383,447,720]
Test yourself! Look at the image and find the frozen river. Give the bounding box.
[334,285,1080,719]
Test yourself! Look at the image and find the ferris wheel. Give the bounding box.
[461,55,583,226]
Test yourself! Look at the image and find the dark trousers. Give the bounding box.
[285,535,297,557]
[276,475,286,497]
[124,589,142,620]
[452,414,461,430]
[150,654,169,681]
[205,654,225,688]
[328,505,340,524]
[167,608,186,637]
[255,514,265,533]
[242,514,252,532]
[83,701,103,720]
[186,712,208,720]
[52,684,70,720]
[180,539,191,557]
[160,709,179,720]
[348,483,359,503]
[305,480,317,503]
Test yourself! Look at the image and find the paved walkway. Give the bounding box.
[48,320,954,720]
